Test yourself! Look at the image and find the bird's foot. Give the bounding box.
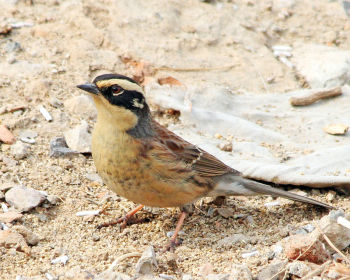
[97,204,144,230]
[162,238,183,253]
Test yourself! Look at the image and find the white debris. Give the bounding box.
[76,210,100,216]
[51,255,69,265]
[272,45,292,57]
[1,203,9,213]
[264,201,280,207]
[10,22,33,28]
[337,216,350,231]
[38,105,53,121]
[166,230,185,238]
[242,250,259,258]
[45,273,54,280]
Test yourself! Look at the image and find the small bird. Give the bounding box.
[77,73,332,250]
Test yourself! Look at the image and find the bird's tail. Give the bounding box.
[211,175,334,209]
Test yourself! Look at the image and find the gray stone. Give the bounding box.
[230,264,253,280]
[256,261,288,280]
[5,186,46,212]
[287,261,311,277]
[292,44,350,88]
[310,209,350,253]
[64,121,92,153]
[64,95,97,120]
[4,40,21,53]
[11,142,31,160]
[182,275,193,280]
[135,246,158,275]
[49,137,78,157]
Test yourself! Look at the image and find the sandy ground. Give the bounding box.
[0,0,349,279]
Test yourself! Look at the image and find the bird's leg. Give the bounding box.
[97,204,144,229]
[163,211,187,252]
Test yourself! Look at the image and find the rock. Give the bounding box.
[0,124,16,144]
[0,211,23,223]
[216,208,235,218]
[135,246,158,275]
[46,194,60,205]
[282,234,329,264]
[64,121,92,153]
[5,186,47,212]
[256,261,288,280]
[310,210,350,252]
[0,230,30,253]
[4,40,21,53]
[85,173,103,185]
[64,95,97,120]
[230,264,253,280]
[292,44,350,88]
[326,191,336,202]
[217,234,251,248]
[182,275,193,280]
[0,182,17,192]
[12,225,40,245]
[11,141,31,160]
[218,142,233,152]
[287,261,311,278]
[49,137,78,157]
[301,224,315,233]
[19,129,37,144]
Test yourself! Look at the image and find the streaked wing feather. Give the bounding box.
[152,121,237,177]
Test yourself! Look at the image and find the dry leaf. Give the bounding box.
[157,76,182,86]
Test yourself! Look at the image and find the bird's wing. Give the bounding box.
[151,121,238,177]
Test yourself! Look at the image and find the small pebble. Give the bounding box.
[218,142,233,152]
[92,234,100,242]
[11,142,31,159]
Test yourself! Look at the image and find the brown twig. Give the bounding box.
[290,87,342,106]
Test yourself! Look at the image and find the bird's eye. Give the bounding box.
[111,85,123,95]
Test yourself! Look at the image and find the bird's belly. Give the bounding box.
[92,135,204,207]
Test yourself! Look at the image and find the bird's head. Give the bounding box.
[77,74,150,132]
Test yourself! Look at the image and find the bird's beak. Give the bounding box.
[76,83,100,95]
